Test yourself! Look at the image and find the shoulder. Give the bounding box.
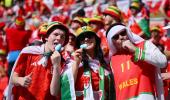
[21,45,44,54]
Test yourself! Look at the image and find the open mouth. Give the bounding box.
[53,42,59,47]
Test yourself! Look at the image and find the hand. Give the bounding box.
[122,40,136,53]
[71,48,83,65]
[161,72,170,80]
[20,72,32,88]
[51,51,61,68]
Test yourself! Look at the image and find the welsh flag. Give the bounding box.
[61,63,76,100]
[147,1,162,13]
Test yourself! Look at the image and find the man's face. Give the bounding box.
[68,35,76,46]
[130,8,138,15]
[151,31,161,43]
[111,29,128,51]
[89,22,98,32]
[103,14,117,26]
[46,28,66,52]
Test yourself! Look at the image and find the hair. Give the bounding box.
[77,33,109,70]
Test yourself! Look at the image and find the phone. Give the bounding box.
[55,44,62,52]
[80,44,87,49]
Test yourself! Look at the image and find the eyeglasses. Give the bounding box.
[112,30,127,40]
[79,34,94,41]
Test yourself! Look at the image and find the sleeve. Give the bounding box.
[134,41,167,68]
[13,53,27,76]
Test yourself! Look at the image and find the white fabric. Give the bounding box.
[128,93,155,100]
[106,25,144,58]
[61,61,76,100]
[155,68,164,100]
[144,41,167,68]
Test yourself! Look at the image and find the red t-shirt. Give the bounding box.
[12,45,56,100]
[0,76,8,99]
[110,42,156,100]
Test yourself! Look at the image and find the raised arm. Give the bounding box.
[50,51,61,96]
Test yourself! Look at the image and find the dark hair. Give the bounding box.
[106,23,126,37]
[76,32,108,70]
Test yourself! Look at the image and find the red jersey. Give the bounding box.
[0,76,8,99]
[11,45,56,100]
[111,42,157,100]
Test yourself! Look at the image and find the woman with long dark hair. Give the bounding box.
[70,26,114,99]
[50,26,115,99]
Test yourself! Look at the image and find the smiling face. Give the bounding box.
[45,28,66,52]
[79,33,96,52]
[111,29,128,51]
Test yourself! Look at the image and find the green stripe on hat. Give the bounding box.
[107,9,120,16]
[108,6,121,15]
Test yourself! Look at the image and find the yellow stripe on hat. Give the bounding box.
[106,9,120,16]
[47,21,61,31]
[0,49,6,55]
[130,2,140,9]
[151,26,161,32]
[75,26,94,37]
[15,19,24,25]
[108,6,121,15]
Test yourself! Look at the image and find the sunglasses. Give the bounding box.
[79,34,94,41]
[112,30,127,40]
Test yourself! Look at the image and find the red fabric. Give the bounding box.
[164,0,170,17]
[163,38,170,96]
[0,33,7,54]
[0,6,4,18]
[130,22,142,35]
[97,29,109,57]
[13,53,55,100]
[0,76,8,99]
[75,67,109,99]
[164,38,170,50]
[111,42,156,100]
[147,1,161,13]
[6,28,31,51]
[0,22,5,29]
[51,15,69,24]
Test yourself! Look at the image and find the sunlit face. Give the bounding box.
[130,8,138,15]
[68,35,76,46]
[89,23,98,32]
[111,29,128,51]
[151,31,161,43]
[71,22,81,31]
[46,29,66,52]
[79,34,96,51]
[103,14,118,26]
